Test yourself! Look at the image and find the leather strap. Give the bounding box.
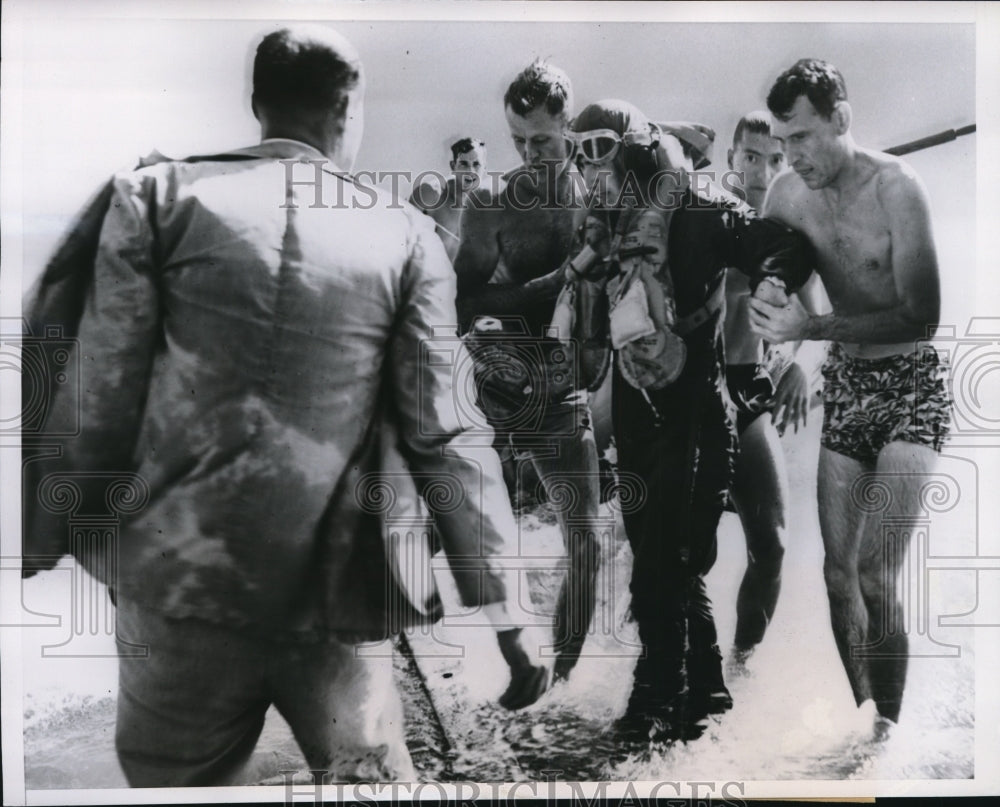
[676,276,725,336]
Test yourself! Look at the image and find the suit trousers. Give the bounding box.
[114,598,415,787]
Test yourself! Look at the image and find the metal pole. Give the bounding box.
[885,124,976,157]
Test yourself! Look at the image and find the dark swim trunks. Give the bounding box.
[725,363,776,435]
[821,342,951,464]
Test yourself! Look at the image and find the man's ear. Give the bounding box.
[727,147,734,171]
[833,101,852,135]
[449,160,457,172]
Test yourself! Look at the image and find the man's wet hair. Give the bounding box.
[503,59,573,120]
[767,58,847,121]
[732,111,773,149]
[253,26,361,117]
[450,138,486,161]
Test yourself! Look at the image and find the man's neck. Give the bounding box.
[260,126,335,160]
[511,164,573,205]
[823,137,864,201]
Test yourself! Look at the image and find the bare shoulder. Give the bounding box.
[409,174,446,210]
[460,179,505,225]
[762,168,814,226]
[864,149,930,209]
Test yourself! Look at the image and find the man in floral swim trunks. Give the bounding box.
[749,59,951,737]
[821,343,950,465]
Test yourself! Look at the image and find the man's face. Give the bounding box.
[450,145,486,191]
[729,130,786,209]
[504,105,571,179]
[769,94,846,190]
[578,157,623,209]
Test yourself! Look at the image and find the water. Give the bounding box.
[17,418,977,788]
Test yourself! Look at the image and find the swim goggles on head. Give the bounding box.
[570,124,661,166]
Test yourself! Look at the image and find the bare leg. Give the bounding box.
[730,414,788,653]
[857,440,939,723]
[817,447,874,709]
[528,428,602,681]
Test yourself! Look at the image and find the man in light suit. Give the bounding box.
[23,25,545,786]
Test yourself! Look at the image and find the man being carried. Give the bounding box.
[409,137,487,262]
[454,60,601,682]
[751,59,951,735]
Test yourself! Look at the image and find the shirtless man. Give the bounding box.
[454,60,601,682]
[750,59,951,733]
[723,111,819,671]
[409,137,486,262]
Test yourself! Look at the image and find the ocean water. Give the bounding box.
[17,418,978,789]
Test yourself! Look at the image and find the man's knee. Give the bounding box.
[535,456,600,519]
[823,554,856,599]
[748,537,785,576]
[858,563,897,611]
[740,499,787,551]
[567,527,601,568]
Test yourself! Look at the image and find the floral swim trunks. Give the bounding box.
[821,342,951,464]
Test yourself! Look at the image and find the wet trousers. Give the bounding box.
[612,369,734,718]
[114,598,415,787]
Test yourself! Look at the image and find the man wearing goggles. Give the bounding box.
[454,61,603,684]
[565,99,814,744]
[571,127,652,166]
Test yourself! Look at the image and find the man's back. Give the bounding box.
[69,140,480,635]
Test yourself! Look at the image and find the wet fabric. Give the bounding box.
[821,342,952,464]
[115,598,414,786]
[726,362,777,435]
[23,140,514,640]
[604,187,813,730]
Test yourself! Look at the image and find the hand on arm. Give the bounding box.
[454,202,564,329]
[768,273,827,434]
[753,166,940,345]
[731,190,816,302]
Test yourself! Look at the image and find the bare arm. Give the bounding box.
[453,191,564,330]
[756,166,940,344]
[407,176,443,213]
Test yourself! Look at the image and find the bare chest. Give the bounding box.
[804,189,895,311]
[496,204,576,282]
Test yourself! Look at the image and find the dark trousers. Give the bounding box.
[612,368,735,716]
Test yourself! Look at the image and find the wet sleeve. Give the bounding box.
[387,216,513,608]
[729,208,816,294]
[22,173,160,571]
[67,173,160,475]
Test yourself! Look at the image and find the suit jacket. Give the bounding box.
[22,139,513,640]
